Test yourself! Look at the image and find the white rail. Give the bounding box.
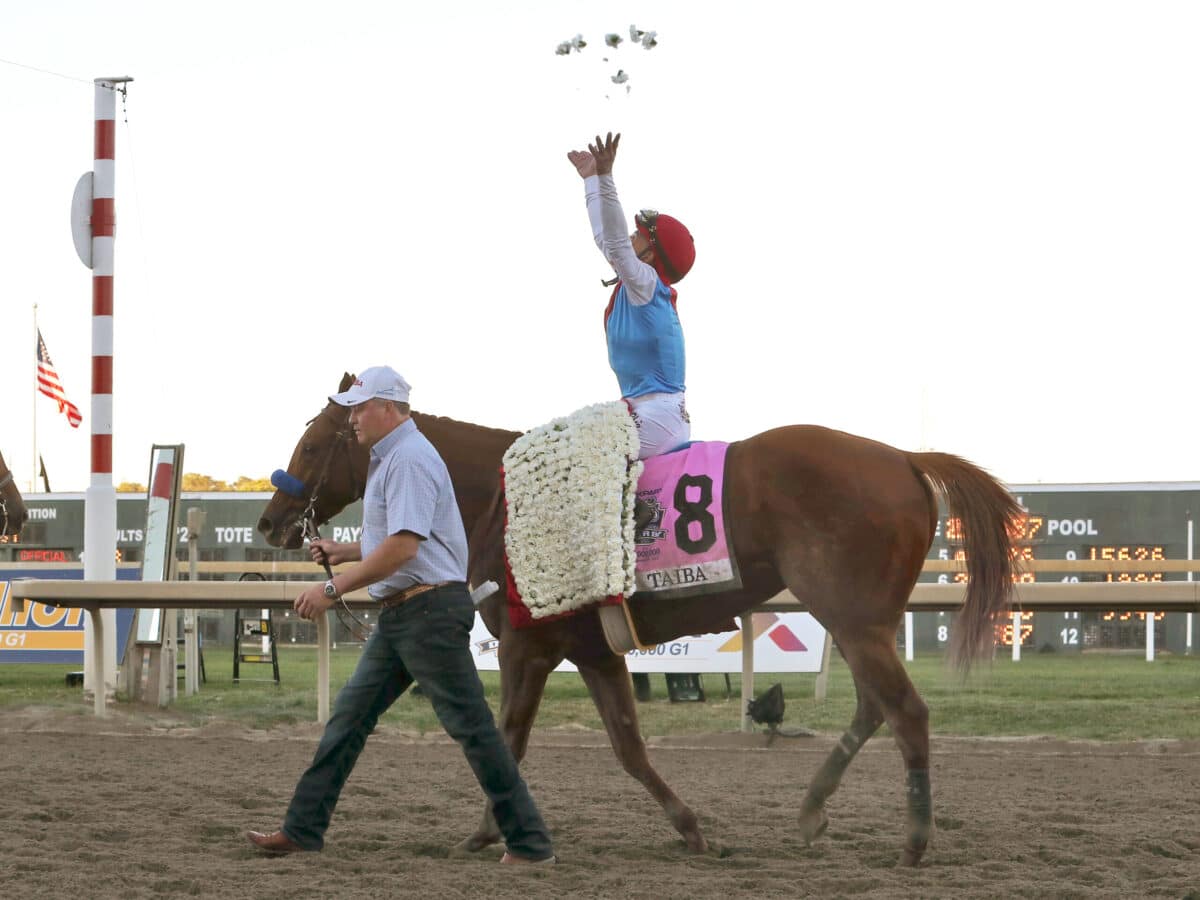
[9,572,1200,723]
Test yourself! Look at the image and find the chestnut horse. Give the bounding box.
[257,374,1021,866]
[0,450,28,537]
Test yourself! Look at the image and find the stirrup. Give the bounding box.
[599,599,652,655]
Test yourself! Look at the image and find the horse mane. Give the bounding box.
[408,411,521,479]
[405,411,519,593]
[334,371,521,446]
[409,410,521,445]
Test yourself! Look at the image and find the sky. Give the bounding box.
[2,1,1198,493]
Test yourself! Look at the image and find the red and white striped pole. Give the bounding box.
[81,76,131,710]
[91,79,117,488]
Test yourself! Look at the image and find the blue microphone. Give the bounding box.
[271,469,307,498]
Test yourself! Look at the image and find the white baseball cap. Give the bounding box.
[329,366,412,406]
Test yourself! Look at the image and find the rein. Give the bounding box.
[301,512,372,642]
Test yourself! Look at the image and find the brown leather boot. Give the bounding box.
[246,830,310,854]
[500,851,556,865]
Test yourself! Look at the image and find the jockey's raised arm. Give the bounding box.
[569,135,659,305]
[567,130,696,461]
[591,174,659,304]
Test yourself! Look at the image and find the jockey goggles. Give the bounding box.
[635,208,682,284]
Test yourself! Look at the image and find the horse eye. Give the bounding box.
[302,443,315,455]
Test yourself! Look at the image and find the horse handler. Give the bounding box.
[247,365,555,865]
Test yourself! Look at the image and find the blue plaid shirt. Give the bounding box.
[361,418,468,599]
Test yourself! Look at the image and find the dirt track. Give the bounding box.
[2,707,1198,899]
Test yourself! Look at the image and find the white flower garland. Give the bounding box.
[503,401,643,619]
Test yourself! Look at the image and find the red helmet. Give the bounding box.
[635,209,695,284]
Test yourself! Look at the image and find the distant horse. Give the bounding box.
[257,374,1021,866]
[0,450,28,537]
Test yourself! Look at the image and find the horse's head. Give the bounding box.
[0,450,28,537]
[257,373,370,549]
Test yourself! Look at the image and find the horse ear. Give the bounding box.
[339,372,355,392]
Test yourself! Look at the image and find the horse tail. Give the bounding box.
[908,452,1023,674]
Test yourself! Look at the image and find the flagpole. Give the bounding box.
[32,303,38,493]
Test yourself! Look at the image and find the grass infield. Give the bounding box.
[1,647,1197,741]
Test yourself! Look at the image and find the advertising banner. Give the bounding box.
[468,610,826,673]
[0,569,137,664]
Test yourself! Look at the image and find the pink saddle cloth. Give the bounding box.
[632,441,741,600]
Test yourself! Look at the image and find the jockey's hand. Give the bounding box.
[567,149,597,179]
[588,132,620,176]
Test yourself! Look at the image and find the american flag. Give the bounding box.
[36,329,82,429]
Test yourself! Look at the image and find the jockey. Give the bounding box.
[568,131,696,461]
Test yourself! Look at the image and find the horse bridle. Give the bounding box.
[297,409,363,526]
[0,469,11,536]
[294,408,370,641]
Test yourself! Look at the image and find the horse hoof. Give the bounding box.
[798,808,828,846]
[900,846,924,867]
[685,833,709,855]
[457,832,500,853]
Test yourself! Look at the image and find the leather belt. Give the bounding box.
[377,581,452,609]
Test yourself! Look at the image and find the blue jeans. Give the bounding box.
[281,584,552,859]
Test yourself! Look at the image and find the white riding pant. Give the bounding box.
[626,392,690,460]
